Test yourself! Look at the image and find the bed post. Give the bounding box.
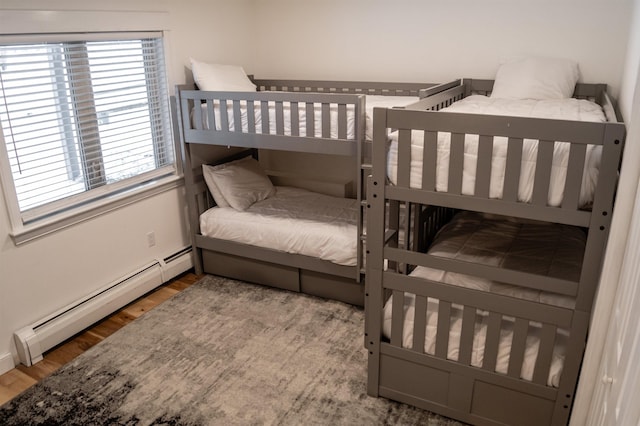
[365,107,391,396]
[174,85,204,275]
[575,124,625,313]
[356,95,366,283]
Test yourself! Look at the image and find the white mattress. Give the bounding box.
[387,96,607,207]
[383,211,585,386]
[199,186,358,266]
[195,95,417,141]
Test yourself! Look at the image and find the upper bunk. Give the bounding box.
[371,77,626,229]
[174,77,443,157]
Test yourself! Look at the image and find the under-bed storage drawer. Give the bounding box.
[202,250,300,292]
[300,270,364,307]
[471,381,554,426]
[378,351,556,426]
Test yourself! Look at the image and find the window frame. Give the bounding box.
[0,11,179,244]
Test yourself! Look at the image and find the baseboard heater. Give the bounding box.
[14,247,193,367]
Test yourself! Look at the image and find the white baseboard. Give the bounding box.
[13,248,193,367]
[159,247,193,282]
[0,352,15,375]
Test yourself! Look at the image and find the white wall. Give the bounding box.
[166,0,255,90]
[619,0,640,120]
[0,0,254,370]
[251,0,634,183]
[251,0,632,98]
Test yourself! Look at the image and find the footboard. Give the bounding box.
[375,107,624,225]
[369,271,587,426]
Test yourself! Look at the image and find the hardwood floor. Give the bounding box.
[0,271,203,407]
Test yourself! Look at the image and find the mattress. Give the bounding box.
[387,95,607,207]
[199,186,358,266]
[382,211,585,386]
[194,95,418,141]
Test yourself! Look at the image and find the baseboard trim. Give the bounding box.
[0,352,15,375]
[13,248,193,367]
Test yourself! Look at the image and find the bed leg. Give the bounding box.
[192,246,204,275]
[367,342,381,397]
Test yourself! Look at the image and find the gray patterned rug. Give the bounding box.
[1,275,465,425]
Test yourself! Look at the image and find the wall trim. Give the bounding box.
[13,248,192,367]
[0,9,170,34]
[0,352,15,375]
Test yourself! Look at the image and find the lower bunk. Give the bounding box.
[189,149,364,306]
[369,210,587,426]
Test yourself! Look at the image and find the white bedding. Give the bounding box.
[195,95,417,141]
[383,211,584,386]
[387,96,607,207]
[199,186,358,266]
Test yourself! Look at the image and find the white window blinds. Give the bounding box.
[0,35,174,223]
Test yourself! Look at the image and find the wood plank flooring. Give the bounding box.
[0,271,202,406]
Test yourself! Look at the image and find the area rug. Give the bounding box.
[0,275,465,425]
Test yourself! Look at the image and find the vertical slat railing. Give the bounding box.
[562,144,587,210]
[206,102,216,132]
[422,131,438,190]
[474,135,493,198]
[482,312,502,372]
[402,203,412,251]
[321,103,331,138]
[261,100,269,134]
[435,301,452,359]
[338,104,347,139]
[507,318,530,379]
[306,102,314,137]
[503,137,524,202]
[232,100,242,132]
[458,306,477,364]
[448,133,465,195]
[411,204,423,252]
[290,102,299,136]
[387,199,401,272]
[533,324,557,385]
[219,100,229,131]
[412,295,428,353]
[247,101,256,133]
[391,290,405,347]
[532,141,555,206]
[397,129,412,188]
[192,101,203,130]
[275,101,285,135]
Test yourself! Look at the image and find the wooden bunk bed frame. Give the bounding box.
[175,79,440,307]
[365,79,625,425]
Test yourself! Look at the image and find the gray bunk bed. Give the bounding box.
[175,78,438,306]
[365,78,625,425]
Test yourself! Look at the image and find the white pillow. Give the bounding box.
[190,58,256,92]
[204,156,275,211]
[202,164,231,208]
[491,57,579,100]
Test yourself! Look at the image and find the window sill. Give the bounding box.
[10,174,184,245]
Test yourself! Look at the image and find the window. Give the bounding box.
[0,33,174,236]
